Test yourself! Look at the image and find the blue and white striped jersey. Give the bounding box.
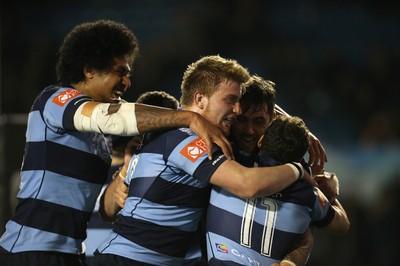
[95,128,227,265]
[0,85,112,255]
[206,157,335,266]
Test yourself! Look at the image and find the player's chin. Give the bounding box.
[239,143,256,153]
[219,126,231,138]
[109,96,122,103]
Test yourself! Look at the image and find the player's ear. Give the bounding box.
[257,134,265,149]
[83,66,95,79]
[194,92,205,109]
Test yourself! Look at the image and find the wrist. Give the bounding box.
[119,166,127,181]
[178,110,195,128]
[281,260,296,266]
[285,162,304,181]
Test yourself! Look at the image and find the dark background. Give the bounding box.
[1,1,399,265]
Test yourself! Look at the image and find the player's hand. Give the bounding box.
[113,171,129,209]
[307,132,328,174]
[314,171,339,203]
[270,262,296,266]
[189,113,234,160]
[302,167,318,187]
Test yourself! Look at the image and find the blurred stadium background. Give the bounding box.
[1,1,399,265]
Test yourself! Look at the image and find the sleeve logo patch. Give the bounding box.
[52,89,82,106]
[180,137,208,162]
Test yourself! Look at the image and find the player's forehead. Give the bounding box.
[240,104,270,118]
[211,80,241,101]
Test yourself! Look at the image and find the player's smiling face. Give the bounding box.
[88,57,132,103]
[201,80,241,137]
[231,104,272,154]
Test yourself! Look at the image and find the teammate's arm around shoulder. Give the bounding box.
[209,159,316,198]
[74,102,233,160]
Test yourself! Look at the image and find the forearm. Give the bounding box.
[327,199,350,234]
[281,228,313,266]
[212,161,306,198]
[73,102,199,136]
[274,104,291,117]
[135,103,195,133]
[248,164,304,197]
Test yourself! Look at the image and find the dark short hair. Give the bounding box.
[259,116,309,163]
[56,20,139,84]
[240,75,276,117]
[136,90,179,109]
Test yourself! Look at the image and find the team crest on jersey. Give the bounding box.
[180,137,207,162]
[52,89,82,106]
[216,243,228,254]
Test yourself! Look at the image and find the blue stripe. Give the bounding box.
[128,153,168,180]
[22,141,109,184]
[97,232,183,266]
[12,198,91,239]
[121,197,203,231]
[18,170,102,212]
[129,176,211,208]
[26,111,47,141]
[0,220,82,254]
[131,152,211,189]
[114,215,195,258]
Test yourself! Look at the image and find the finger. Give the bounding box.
[319,141,328,163]
[204,138,214,160]
[313,174,327,182]
[116,198,125,209]
[216,137,234,160]
[207,137,234,160]
[120,184,129,194]
[307,142,317,166]
[303,171,318,187]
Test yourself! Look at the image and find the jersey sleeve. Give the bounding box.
[168,135,227,183]
[43,88,91,132]
[310,187,335,227]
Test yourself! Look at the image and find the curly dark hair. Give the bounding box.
[56,19,139,84]
[259,116,310,163]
